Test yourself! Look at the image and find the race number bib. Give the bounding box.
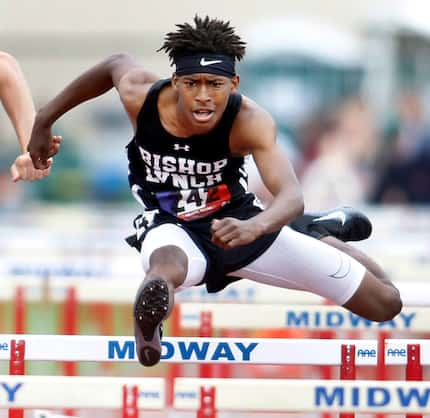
[156,184,231,220]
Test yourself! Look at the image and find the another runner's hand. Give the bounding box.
[211,217,263,249]
[10,152,54,182]
[28,124,62,169]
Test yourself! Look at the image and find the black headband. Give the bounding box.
[174,53,236,77]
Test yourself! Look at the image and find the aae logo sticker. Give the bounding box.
[387,348,407,357]
[357,349,376,358]
[139,391,160,399]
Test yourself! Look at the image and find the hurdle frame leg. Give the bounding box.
[199,311,214,378]
[376,330,390,418]
[339,344,356,418]
[197,386,217,418]
[14,287,25,334]
[9,339,25,418]
[122,384,138,418]
[406,344,423,418]
[62,287,78,416]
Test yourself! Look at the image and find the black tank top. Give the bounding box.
[127,78,247,221]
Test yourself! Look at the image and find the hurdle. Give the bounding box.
[6,294,428,379]
[0,334,370,418]
[0,334,378,365]
[1,333,377,414]
[177,303,429,409]
[1,334,428,417]
[174,378,430,416]
[0,375,428,416]
[3,282,429,416]
[178,304,427,331]
[0,375,164,411]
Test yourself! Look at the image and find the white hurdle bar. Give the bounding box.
[1,276,429,305]
[0,335,378,365]
[1,334,429,366]
[174,378,430,414]
[179,304,428,331]
[0,375,428,414]
[0,375,164,409]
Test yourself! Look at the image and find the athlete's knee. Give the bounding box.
[361,285,402,322]
[147,245,188,287]
[375,286,402,322]
[344,273,402,322]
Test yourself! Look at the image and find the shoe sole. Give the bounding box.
[134,278,171,366]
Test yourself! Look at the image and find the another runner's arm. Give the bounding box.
[236,102,304,234]
[29,53,156,169]
[0,52,57,182]
[0,52,35,153]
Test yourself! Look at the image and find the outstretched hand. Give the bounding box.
[28,125,62,169]
[211,217,263,249]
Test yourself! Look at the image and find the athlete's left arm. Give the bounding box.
[245,105,304,230]
[211,101,304,249]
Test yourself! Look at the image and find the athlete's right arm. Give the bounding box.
[28,53,156,169]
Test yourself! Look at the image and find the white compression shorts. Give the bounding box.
[140,223,365,305]
[140,223,208,292]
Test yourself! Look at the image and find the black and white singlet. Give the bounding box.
[127,78,247,221]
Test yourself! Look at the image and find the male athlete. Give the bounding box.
[28,16,402,367]
[0,51,60,181]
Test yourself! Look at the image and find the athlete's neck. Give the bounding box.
[157,88,192,138]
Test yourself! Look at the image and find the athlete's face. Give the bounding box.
[172,73,239,134]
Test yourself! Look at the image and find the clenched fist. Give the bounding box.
[211,217,264,249]
[11,135,61,181]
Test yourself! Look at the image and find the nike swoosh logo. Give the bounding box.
[313,210,347,226]
[329,252,352,279]
[200,58,223,66]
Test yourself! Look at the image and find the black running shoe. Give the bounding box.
[290,206,373,242]
[133,277,173,366]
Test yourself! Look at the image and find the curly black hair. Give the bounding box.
[158,15,246,63]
